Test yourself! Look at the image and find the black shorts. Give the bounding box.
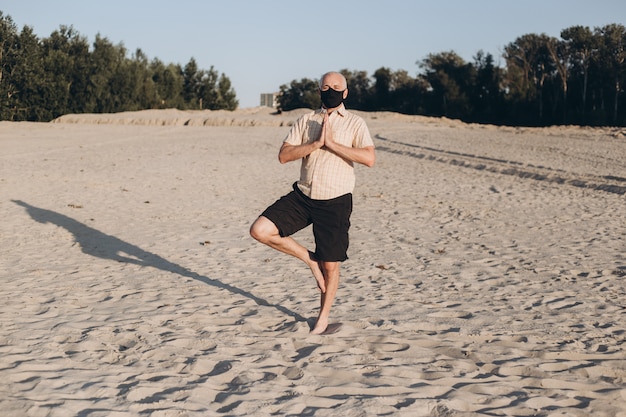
[261,183,353,262]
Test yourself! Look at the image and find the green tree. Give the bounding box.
[420,51,474,120]
[277,78,320,111]
[216,73,238,110]
[197,66,219,110]
[150,59,184,108]
[88,35,127,113]
[340,69,371,110]
[471,50,504,123]
[181,60,237,110]
[128,48,158,110]
[0,12,19,119]
[545,36,571,123]
[183,57,201,108]
[373,67,393,111]
[504,34,554,124]
[41,26,91,118]
[0,11,239,121]
[505,34,540,101]
[595,24,625,124]
[390,69,424,115]
[109,47,143,112]
[561,25,598,122]
[13,25,46,120]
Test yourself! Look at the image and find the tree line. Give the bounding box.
[0,12,238,122]
[278,24,626,127]
[1,10,624,127]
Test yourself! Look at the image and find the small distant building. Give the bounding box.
[260,93,278,108]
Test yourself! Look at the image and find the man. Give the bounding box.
[250,71,375,334]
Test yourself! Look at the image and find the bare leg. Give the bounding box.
[310,261,340,335]
[250,216,326,293]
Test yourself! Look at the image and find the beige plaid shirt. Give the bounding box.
[284,105,374,200]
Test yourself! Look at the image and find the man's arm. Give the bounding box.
[279,112,376,167]
[322,112,376,167]
[324,142,376,167]
[278,141,323,164]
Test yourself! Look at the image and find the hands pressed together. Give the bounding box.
[316,111,334,150]
[280,109,375,167]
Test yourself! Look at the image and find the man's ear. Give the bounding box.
[343,89,349,99]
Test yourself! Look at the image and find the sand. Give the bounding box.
[1,107,625,416]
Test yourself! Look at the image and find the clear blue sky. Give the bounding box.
[3,0,625,108]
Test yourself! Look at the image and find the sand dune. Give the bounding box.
[1,109,625,416]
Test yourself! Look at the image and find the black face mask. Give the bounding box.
[320,87,345,109]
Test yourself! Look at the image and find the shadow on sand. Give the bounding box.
[12,199,306,323]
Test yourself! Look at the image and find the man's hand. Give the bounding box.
[279,110,375,167]
[315,111,329,149]
[319,111,333,148]
[278,113,327,164]
[319,112,376,167]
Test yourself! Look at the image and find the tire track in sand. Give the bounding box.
[375,134,626,195]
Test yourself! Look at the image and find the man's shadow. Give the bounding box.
[12,200,306,323]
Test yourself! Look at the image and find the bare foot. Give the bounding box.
[310,316,329,335]
[307,251,326,293]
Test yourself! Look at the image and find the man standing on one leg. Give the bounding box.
[250,71,375,334]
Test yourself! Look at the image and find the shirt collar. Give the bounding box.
[318,103,347,117]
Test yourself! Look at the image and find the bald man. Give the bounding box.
[250,71,375,334]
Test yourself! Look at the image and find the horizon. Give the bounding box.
[3,0,626,108]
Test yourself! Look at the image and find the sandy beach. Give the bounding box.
[1,107,625,416]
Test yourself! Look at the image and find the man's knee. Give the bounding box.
[320,261,340,275]
[250,216,276,242]
[249,218,264,241]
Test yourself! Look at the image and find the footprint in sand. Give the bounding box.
[282,366,304,380]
